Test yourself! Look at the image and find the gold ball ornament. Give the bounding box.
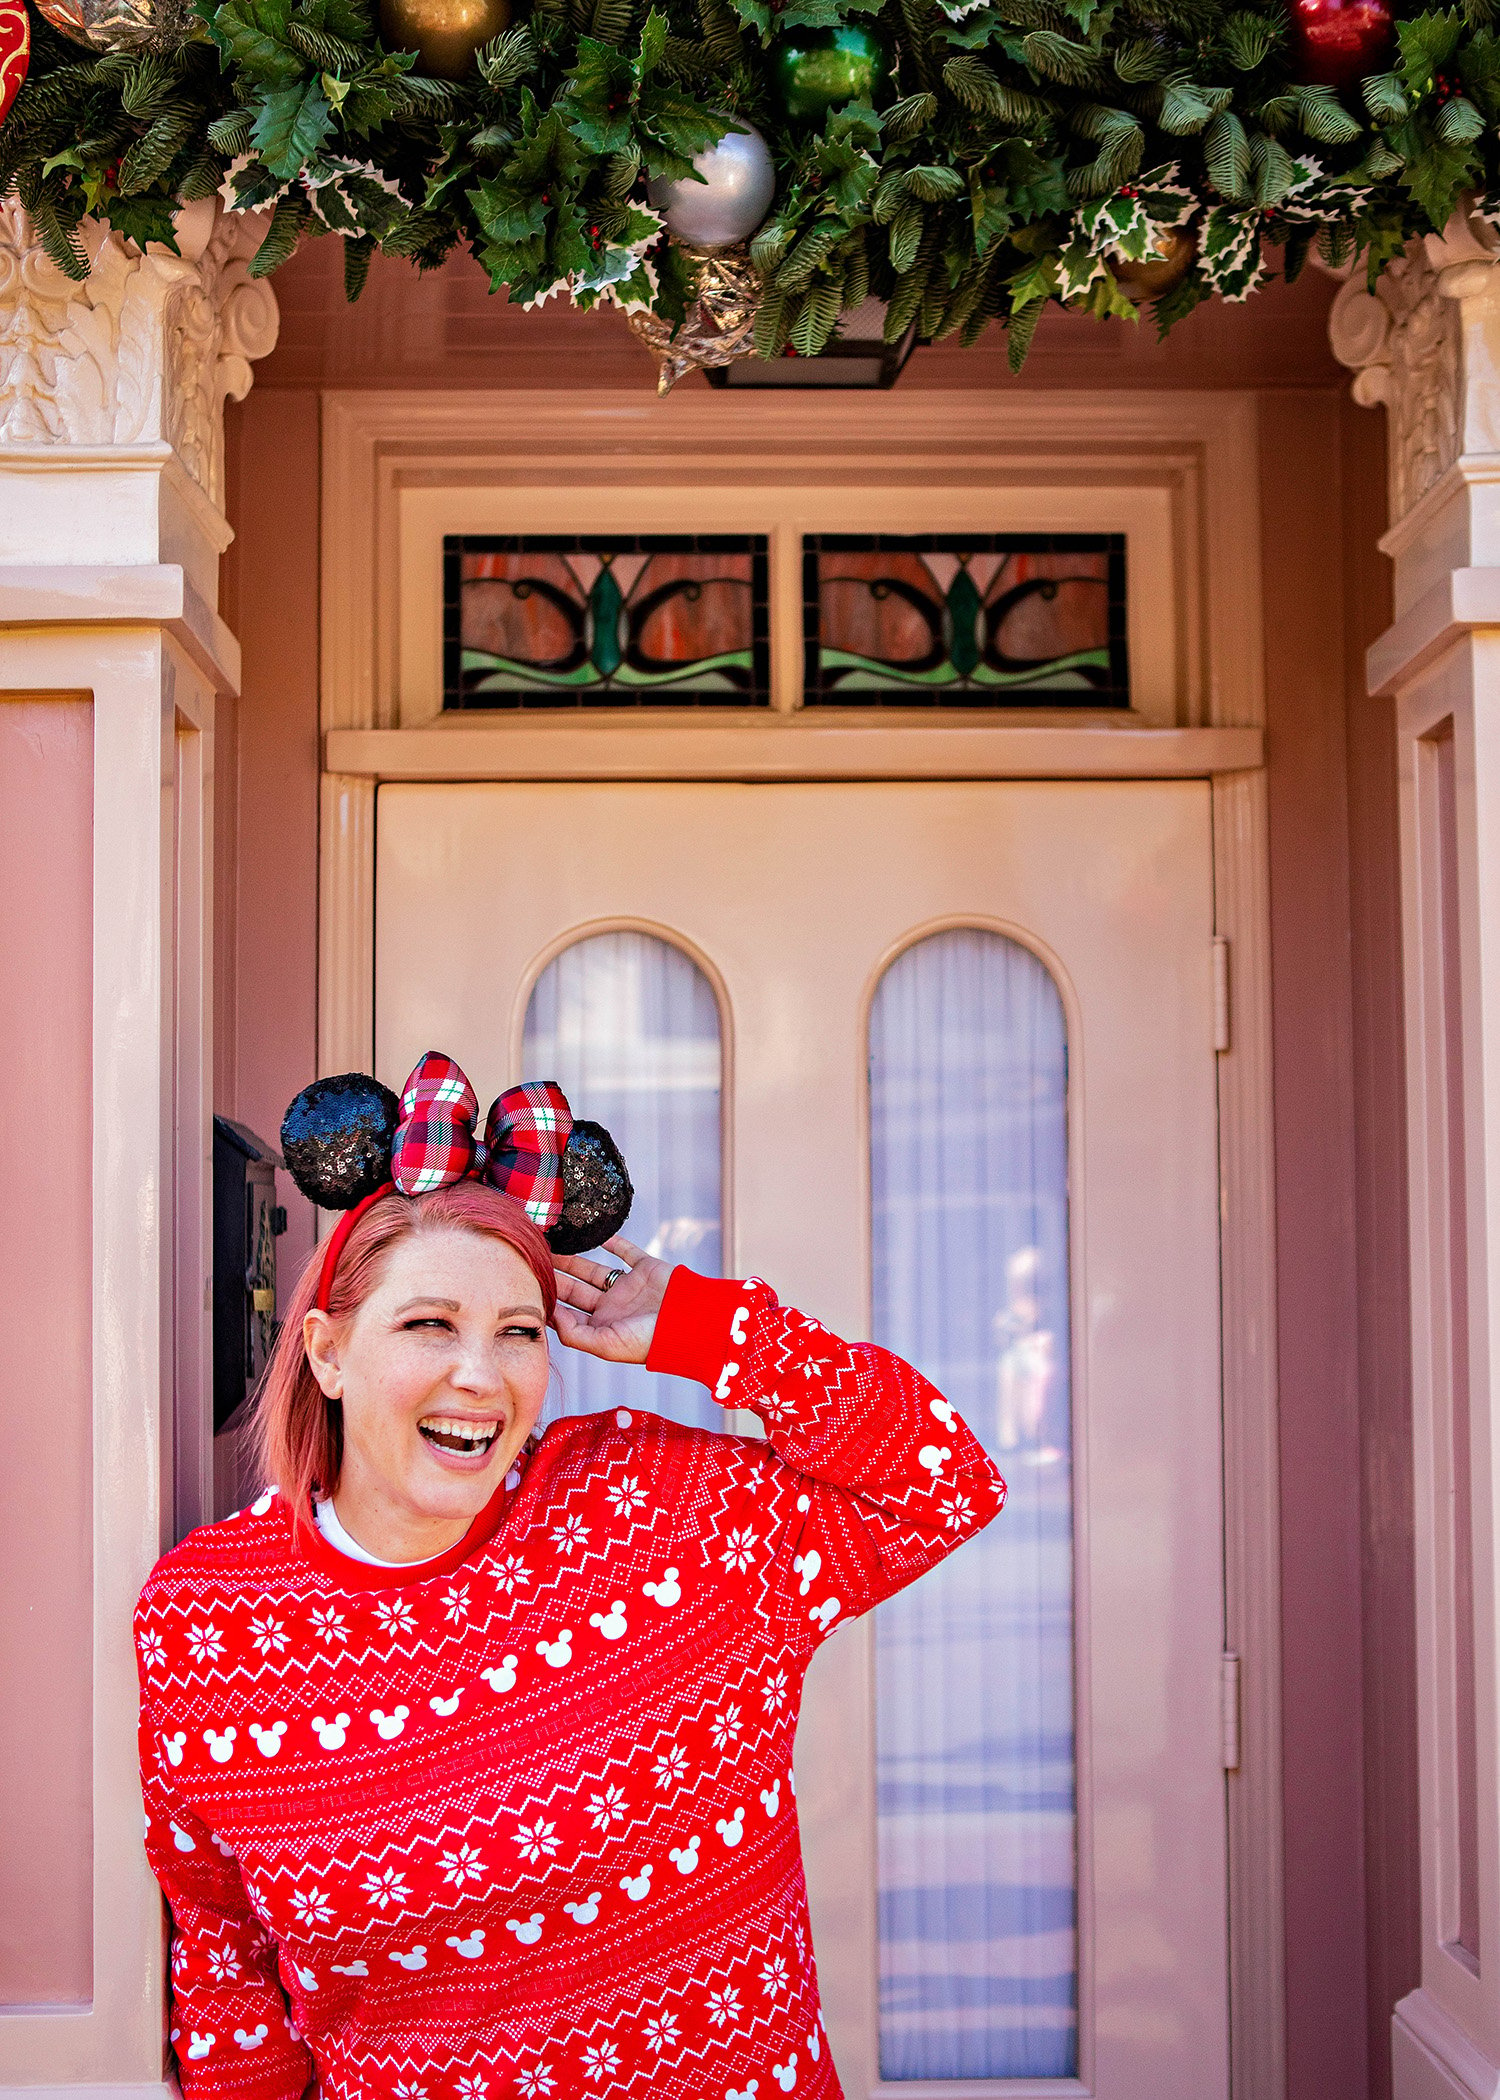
[34,0,206,52]
[1106,228,1197,303]
[378,0,510,77]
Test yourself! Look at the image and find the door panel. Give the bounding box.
[375,780,1228,2100]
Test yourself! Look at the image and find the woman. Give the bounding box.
[136,1056,1006,2100]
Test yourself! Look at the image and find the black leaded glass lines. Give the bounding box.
[802,534,1129,707]
[444,535,771,710]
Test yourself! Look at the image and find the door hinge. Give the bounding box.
[1221,1650,1242,1772]
[1212,936,1231,1054]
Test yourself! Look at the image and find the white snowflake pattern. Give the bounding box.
[710,1705,742,1751]
[581,2042,620,2082]
[588,1785,627,1831]
[393,2082,427,2099]
[495,1555,531,1594]
[373,1598,417,1639]
[517,2069,555,2099]
[206,1947,241,1983]
[443,1584,470,1623]
[361,1867,411,1910]
[513,1819,559,1863]
[551,1515,590,1555]
[653,1745,689,1790]
[939,1490,973,1531]
[308,1604,347,1644]
[456,2079,488,2100]
[186,1623,224,1664]
[719,1528,759,1574]
[705,1985,742,2028]
[644,2012,680,2053]
[762,1669,788,1712]
[171,1939,190,1977]
[249,1614,288,1656]
[441,1843,486,1887]
[137,1629,167,1672]
[761,1955,790,1997]
[605,1476,648,1518]
[290,1887,333,1926]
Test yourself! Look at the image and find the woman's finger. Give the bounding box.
[555,1251,633,1293]
[552,1270,604,1312]
[601,1235,647,1266]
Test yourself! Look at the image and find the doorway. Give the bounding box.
[374,777,1230,2098]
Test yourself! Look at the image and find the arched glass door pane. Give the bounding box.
[870,927,1076,2080]
[523,929,723,1430]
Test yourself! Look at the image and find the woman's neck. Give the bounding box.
[327,1476,475,1565]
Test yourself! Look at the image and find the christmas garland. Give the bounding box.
[2,0,1499,367]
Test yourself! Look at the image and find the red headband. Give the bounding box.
[314,1181,395,1314]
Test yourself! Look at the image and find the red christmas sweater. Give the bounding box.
[136,1268,1006,2100]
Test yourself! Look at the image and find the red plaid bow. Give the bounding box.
[390,1053,574,1229]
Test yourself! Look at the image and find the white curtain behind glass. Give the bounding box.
[523,930,722,1431]
[871,928,1076,2081]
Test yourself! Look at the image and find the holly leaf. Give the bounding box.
[1198,202,1266,297]
[637,6,667,78]
[206,0,304,84]
[106,192,182,249]
[252,75,333,177]
[1400,134,1479,224]
[1397,10,1462,97]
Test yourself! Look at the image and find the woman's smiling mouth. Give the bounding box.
[417,1415,502,1459]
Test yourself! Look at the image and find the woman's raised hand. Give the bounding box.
[552,1238,672,1365]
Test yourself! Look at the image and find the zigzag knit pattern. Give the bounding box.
[136,1268,1007,2100]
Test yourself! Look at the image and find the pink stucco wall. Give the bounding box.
[0,697,93,2006]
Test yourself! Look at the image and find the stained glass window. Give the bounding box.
[444,535,770,709]
[803,533,1128,707]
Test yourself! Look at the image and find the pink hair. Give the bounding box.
[252,1181,558,1528]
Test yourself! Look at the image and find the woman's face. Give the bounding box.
[304,1225,551,1558]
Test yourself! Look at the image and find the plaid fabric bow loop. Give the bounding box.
[390,1054,574,1229]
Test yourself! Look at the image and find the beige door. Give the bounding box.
[375,779,1228,2100]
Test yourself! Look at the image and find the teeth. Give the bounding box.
[419,1417,500,1455]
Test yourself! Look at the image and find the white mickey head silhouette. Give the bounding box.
[312,1714,350,1750]
[330,1961,369,1978]
[792,1548,821,1597]
[563,1893,601,1925]
[928,1396,957,1431]
[772,2056,798,2091]
[668,1835,701,1874]
[619,1864,653,1901]
[481,1655,518,1694]
[295,1967,317,1991]
[203,1727,236,1763]
[429,1691,461,1716]
[536,1630,573,1667]
[186,2033,214,2060]
[170,1821,196,1855]
[161,1730,186,1768]
[759,1780,781,1818]
[809,1597,842,1633]
[796,1493,810,1512]
[726,2083,759,2100]
[234,2025,269,2050]
[589,1600,627,1640]
[505,1915,544,1945]
[715,1807,745,1848]
[917,1443,952,1479]
[807,2025,821,2061]
[248,1721,287,1758]
[643,1566,682,1607]
[211,1831,237,1858]
[616,1409,633,1428]
[730,1306,750,1345]
[444,1930,485,1960]
[388,1946,427,1971]
[714,1361,739,1401]
[370,1705,409,1740]
[251,1491,274,1516]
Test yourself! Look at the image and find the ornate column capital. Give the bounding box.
[0,196,279,511]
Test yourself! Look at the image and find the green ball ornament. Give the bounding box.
[770,23,890,122]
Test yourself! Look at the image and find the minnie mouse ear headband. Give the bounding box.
[280,1053,634,1312]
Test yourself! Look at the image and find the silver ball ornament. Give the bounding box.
[647,120,776,252]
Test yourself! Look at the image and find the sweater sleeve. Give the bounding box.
[137,1690,313,2100]
[646,1267,1006,1647]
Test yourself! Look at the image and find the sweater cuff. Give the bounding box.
[646,1268,749,1391]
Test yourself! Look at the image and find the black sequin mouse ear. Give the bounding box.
[281,1074,401,1210]
[547,1121,635,1256]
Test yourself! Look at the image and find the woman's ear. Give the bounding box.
[303,1310,345,1399]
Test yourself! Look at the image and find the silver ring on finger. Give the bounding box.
[601,1268,627,1292]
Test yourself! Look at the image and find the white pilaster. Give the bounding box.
[0,198,276,2092]
[1333,210,1500,2100]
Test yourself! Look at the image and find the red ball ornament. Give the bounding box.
[1287,0,1394,88]
[0,0,30,129]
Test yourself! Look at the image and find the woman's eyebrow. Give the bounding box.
[392,1296,462,1314]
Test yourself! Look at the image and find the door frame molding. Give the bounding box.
[317,386,1283,2100]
